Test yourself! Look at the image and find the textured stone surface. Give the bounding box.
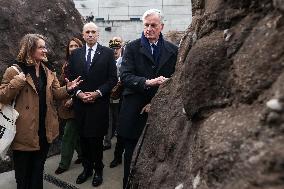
[129,0,284,188]
[274,0,284,12]
[0,0,83,79]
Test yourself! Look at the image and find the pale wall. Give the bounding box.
[73,0,192,45]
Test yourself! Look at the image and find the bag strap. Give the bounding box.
[10,64,24,108]
[11,64,23,74]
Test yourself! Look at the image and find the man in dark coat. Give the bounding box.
[117,9,178,188]
[68,22,117,187]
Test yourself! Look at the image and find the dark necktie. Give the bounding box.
[151,44,158,64]
[86,48,93,70]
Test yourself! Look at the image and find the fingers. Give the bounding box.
[80,92,97,103]
[144,104,151,113]
[140,107,146,114]
[157,76,168,83]
[140,104,151,114]
[77,80,83,85]
[66,77,84,91]
[64,99,73,107]
[14,73,26,81]
[75,76,81,82]
[74,76,83,85]
[146,76,169,86]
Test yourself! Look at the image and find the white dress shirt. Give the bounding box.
[85,43,98,61]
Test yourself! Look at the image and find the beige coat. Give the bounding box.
[0,64,68,151]
[57,98,75,120]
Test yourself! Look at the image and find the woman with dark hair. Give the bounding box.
[0,33,82,189]
[55,37,83,175]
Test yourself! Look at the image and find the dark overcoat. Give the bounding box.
[118,38,178,140]
[68,44,117,137]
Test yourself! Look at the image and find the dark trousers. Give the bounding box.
[113,135,124,160]
[104,102,120,146]
[80,136,104,172]
[13,140,50,189]
[122,137,138,189]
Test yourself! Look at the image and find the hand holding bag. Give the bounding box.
[110,81,123,100]
[0,65,22,160]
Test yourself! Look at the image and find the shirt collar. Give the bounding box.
[150,41,158,46]
[86,43,98,52]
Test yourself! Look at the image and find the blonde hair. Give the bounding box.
[17,33,48,65]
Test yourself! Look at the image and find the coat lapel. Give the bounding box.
[157,42,174,73]
[140,44,155,65]
[25,74,37,94]
[77,47,87,76]
[43,65,53,89]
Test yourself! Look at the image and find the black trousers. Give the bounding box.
[113,135,124,160]
[80,136,104,172]
[122,137,138,189]
[13,140,50,189]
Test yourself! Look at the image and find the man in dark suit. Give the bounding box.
[118,9,178,188]
[68,22,117,187]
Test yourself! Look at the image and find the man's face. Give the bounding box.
[113,47,122,60]
[143,14,164,43]
[83,24,98,47]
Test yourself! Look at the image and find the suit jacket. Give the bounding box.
[118,38,178,139]
[68,44,117,137]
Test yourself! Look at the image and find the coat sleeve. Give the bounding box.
[120,44,147,93]
[97,49,118,96]
[51,72,69,100]
[0,67,26,104]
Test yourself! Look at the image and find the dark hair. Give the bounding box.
[65,37,83,61]
[60,38,83,84]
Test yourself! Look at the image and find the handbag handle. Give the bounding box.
[10,65,23,108]
[11,65,22,74]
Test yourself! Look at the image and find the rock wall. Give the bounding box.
[0,0,83,78]
[130,0,284,188]
[0,0,83,173]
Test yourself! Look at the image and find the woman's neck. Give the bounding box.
[35,62,41,77]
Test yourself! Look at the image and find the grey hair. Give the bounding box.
[142,9,164,24]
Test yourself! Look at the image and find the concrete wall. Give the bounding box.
[73,0,192,45]
[95,20,142,45]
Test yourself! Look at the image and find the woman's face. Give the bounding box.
[69,40,80,54]
[33,39,47,63]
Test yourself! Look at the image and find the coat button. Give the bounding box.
[26,106,29,109]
